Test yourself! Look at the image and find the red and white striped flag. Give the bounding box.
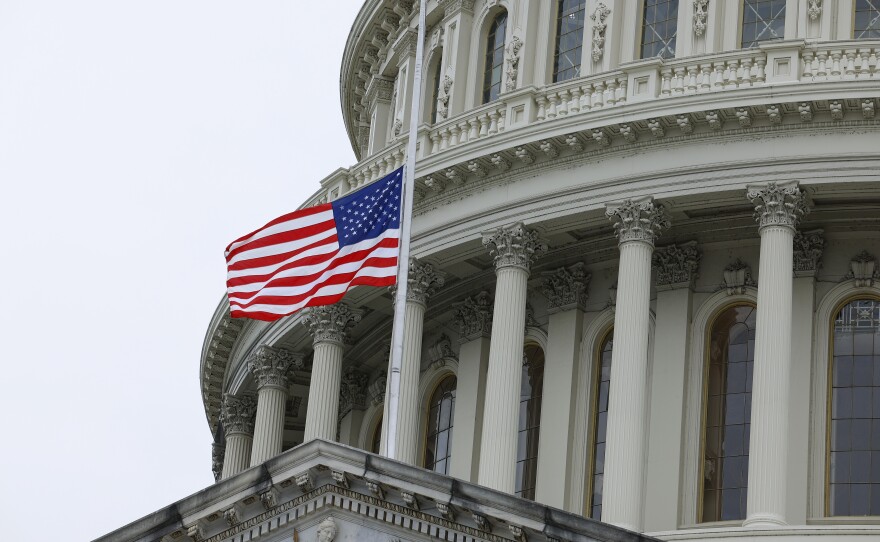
[225,168,403,321]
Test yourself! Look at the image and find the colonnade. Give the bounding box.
[218,182,808,533]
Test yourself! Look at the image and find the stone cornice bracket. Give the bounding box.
[406,258,445,306]
[542,262,591,313]
[793,229,824,277]
[693,0,709,36]
[605,198,670,246]
[454,291,493,341]
[846,250,879,287]
[653,241,701,289]
[591,3,611,62]
[302,304,362,347]
[483,222,547,273]
[220,394,257,436]
[723,258,756,295]
[339,368,369,417]
[247,345,303,390]
[747,182,808,232]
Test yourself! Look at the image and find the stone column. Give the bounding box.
[744,182,808,528]
[535,264,589,509]
[477,223,546,493]
[248,345,302,467]
[220,394,257,479]
[449,291,493,482]
[302,303,361,443]
[602,198,669,531]
[338,368,369,446]
[644,242,700,531]
[393,258,445,465]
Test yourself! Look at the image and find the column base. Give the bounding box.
[742,513,788,528]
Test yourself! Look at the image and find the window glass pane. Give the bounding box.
[641,0,679,59]
[741,0,786,48]
[553,0,586,82]
[588,332,613,519]
[701,305,756,522]
[424,376,457,474]
[855,0,880,39]
[829,299,880,515]
[515,344,545,500]
[482,12,508,103]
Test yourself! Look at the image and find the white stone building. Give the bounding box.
[99,1,880,541]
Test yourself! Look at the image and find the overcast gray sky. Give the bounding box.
[0,2,365,539]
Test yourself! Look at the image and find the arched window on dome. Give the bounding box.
[552,0,586,82]
[828,298,880,516]
[855,0,880,39]
[640,0,679,59]
[482,10,508,104]
[371,415,382,454]
[424,375,456,475]
[587,330,613,520]
[741,0,785,48]
[700,304,756,522]
[515,343,545,500]
[428,51,444,124]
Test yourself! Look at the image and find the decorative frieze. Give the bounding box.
[339,368,369,417]
[723,259,756,295]
[302,303,362,346]
[542,263,590,312]
[605,198,670,246]
[653,241,701,288]
[483,222,547,272]
[693,0,709,36]
[591,3,611,62]
[454,291,493,341]
[747,182,808,231]
[220,394,257,436]
[247,345,303,390]
[793,229,824,277]
[846,251,879,287]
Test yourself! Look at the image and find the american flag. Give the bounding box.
[225,168,403,321]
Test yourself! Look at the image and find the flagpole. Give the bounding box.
[385,0,427,461]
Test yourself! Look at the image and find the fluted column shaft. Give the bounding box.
[477,223,545,493]
[250,386,287,466]
[603,199,669,531]
[744,182,807,527]
[304,340,345,441]
[220,394,256,479]
[396,299,426,464]
[222,433,252,479]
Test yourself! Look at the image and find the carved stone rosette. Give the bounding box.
[405,258,445,306]
[220,394,257,436]
[483,223,547,272]
[605,198,670,246]
[793,229,825,277]
[454,291,493,341]
[302,303,362,346]
[542,263,591,312]
[339,368,369,418]
[653,241,701,287]
[247,345,303,390]
[747,182,808,231]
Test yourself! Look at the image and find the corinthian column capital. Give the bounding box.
[302,304,362,346]
[395,258,445,306]
[247,345,303,390]
[605,198,670,246]
[483,223,547,273]
[542,263,591,312]
[454,291,493,341]
[747,182,808,231]
[220,394,257,436]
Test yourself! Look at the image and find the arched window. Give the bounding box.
[424,375,456,475]
[855,0,880,39]
[741,0,785,48]
[429,53,444,124]
[701,305,756,522]
[371,416,382,454]
[587,330,613,520]
[482,11,508,104]
[828,298,880,516]
[515,344,545,500]
[640,0,679,59]
[553,0,586,82]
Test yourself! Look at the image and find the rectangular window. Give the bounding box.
[741,0,786,48]
[553,0,586,82]
[641,0,679,59]
[855,0,880,39]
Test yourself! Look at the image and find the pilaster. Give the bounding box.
[439,0,475,117]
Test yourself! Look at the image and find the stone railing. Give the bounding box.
[307,39,880,209]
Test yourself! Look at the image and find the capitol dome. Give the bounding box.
[181,1,880,541]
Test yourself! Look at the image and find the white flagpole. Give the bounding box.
[385,0,427,461]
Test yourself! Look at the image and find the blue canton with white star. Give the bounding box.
[331,167,403,247]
